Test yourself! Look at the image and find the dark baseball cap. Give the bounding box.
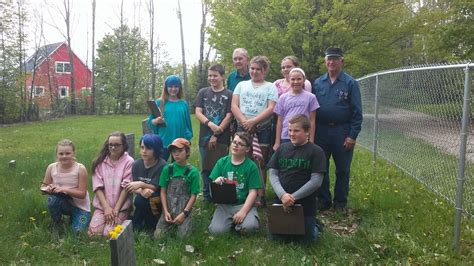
[325,47,343,57]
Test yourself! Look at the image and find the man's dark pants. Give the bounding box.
[315,123,354,209]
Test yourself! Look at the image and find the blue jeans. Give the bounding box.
[199,146,212,201]
[132,193,159,231]
[315,123,354,208]
[47,194,90,233]
[268,216,320,243]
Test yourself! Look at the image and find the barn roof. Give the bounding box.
[24,42,64,72]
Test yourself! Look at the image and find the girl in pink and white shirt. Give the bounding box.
[273,56,312,97]
[88,132,134,236]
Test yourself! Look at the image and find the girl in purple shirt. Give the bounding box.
[273,68,319,151]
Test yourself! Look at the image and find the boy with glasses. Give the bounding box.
[208,132,262,234]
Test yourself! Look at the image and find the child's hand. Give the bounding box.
[164,211,173,223]
[104,206,116,225]
[140,188,153,198]
[281,193,295,208]
[173,213,185,225]
[232,209,247,224]
[214,177,225,185]
[209,122,223,135]
[273,142,280,151]
[242,118,257,132]
[40,184,53,194]
[152,117,165,125]
[208,135,217,150]
[125,181,142,193]
[51,185,66,194]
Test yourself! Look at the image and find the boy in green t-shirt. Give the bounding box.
[154,138,200,238]
[208,132,262,234]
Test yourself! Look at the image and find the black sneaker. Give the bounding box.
[315,218,324,233]
[316,201,332,211]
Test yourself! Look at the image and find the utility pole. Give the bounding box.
[177,0,188,100]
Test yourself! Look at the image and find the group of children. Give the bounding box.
[40,54,326,243]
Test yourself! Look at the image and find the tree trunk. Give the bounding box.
[148,0,156,99]
[17,0,26,121]
[64,0,76,114]
[116,0,125,114]
[198,1,209,90]
[91,0,96,113]
[177,0,188,101]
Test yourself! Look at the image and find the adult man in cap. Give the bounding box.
[227,48,251,92]
[312,47,362,211]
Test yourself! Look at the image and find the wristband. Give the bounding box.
[183,209,191,218]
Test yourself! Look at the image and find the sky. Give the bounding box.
[26,0,207,66]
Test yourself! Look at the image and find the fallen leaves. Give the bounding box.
[320,208,360,236]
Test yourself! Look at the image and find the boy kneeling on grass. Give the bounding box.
[154,138,200,238]
[268,114,327,243]
[208,132,262,234]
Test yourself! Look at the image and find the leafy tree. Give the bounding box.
[95,25,149,114]
[409,0,473,61]
[207,0,465,80]
[0,0,28,123]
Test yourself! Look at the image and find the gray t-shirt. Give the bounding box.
[194,87,233,147]
[132,158,167,189]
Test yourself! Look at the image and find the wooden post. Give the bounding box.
[109,220,136,266]
[125,133,135,158]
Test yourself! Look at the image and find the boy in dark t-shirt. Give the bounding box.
[126,134,166,232]
[194,64,233,202]
[267,114,326,243]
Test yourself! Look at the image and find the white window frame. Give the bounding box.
[58,86,69,98]
[55,61,71,74]
[33,86,45,97]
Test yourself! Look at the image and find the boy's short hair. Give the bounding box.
[208,63,225,76]
[289,114,311,131]
[234,132,251,147]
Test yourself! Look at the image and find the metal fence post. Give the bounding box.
[373,75,379,161]
[453,63,472,250]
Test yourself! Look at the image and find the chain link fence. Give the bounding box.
[357,63,472,248]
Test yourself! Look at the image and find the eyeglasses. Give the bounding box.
[232,140,248,147]
[108,143,123,148]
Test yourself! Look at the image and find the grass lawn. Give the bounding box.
[0,115,472,264]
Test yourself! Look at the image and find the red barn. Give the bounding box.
[24,42,92,108]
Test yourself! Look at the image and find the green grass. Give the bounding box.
[0,115,472,264]
[357,125,474,216]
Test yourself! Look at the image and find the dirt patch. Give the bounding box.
[370,108,474,164]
